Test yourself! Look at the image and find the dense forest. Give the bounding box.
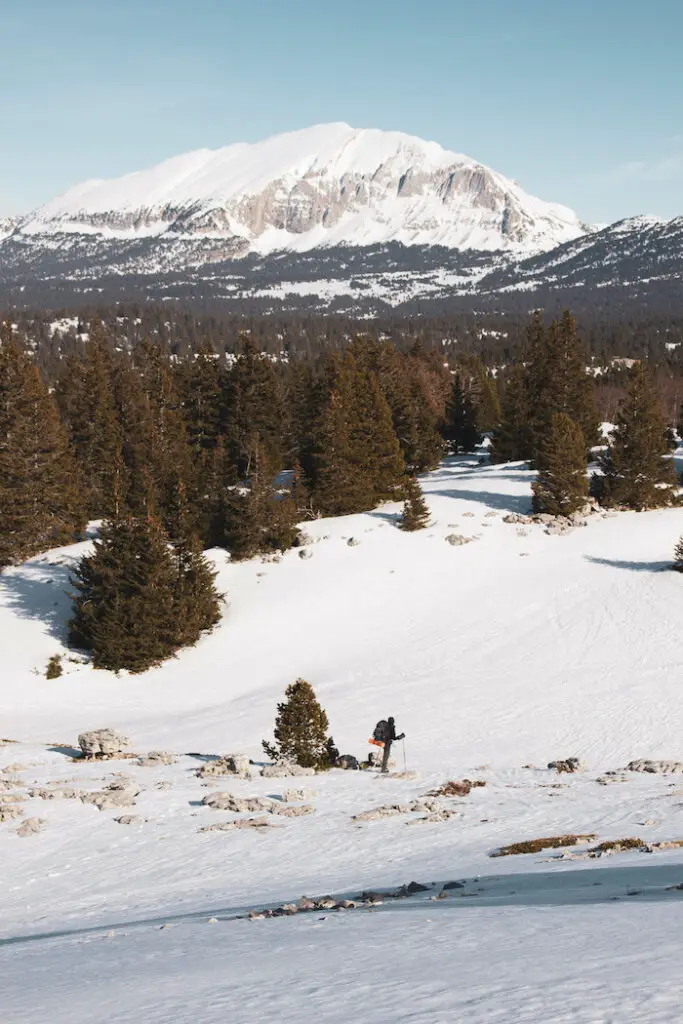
[0,307,679,671]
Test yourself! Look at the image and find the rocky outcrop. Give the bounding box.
[627,759,683,774]
[261,761,316,778]
[15,817,47,836]
[196,754,251,779]
[78,729,130,759]
[81,780,141,811]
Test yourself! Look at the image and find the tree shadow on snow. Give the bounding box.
[584,556,673,574]
[0,563,73,643]
[429,488,533,516]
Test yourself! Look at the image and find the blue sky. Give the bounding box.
[1,0,681,223]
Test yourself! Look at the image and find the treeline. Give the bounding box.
[1,311,679,673]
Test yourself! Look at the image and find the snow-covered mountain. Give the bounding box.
[16,123,586,254]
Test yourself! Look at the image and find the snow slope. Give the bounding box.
[3,457,683,1022]
[16,123,586,253]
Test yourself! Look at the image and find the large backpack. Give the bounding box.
[373,720,389,743]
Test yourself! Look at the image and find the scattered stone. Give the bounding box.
[261,761,316,778]
[114,815,146,826]
[596,774,629,785]
[431,891,449,900]
[0,804,24,821]
[353,804,412,822]
[199,817,274,833]
[402,881,430,894]
[445,534,474,546]
[78,729,130,759]
[28,787,80,800]
[269,804,315,817]
[544,517,573,536]
[248,910,266,920]
[627,759,683,774]
[298,548,313,560]
[548,757,584,774]
[484,511,498,518]
[462,512,475,518]
[15,817,47,836]
[196,754,251,779]
[137,751,176,767]
[443,880,465,890]
[347,537,361,547]
[276,788,316,802]
[155,781,173,791]
[201,792,276,813]
[0,777,22,791]
[0,793,24,803]
[407,808,459,823]
[81,781,141,811]
[503,513,530,524]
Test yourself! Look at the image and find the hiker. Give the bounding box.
[371,716,405,773]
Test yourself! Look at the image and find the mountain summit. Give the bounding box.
[19,123,586,254]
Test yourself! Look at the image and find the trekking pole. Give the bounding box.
[402,738,407,772]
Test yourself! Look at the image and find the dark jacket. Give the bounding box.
[385,718,405,745]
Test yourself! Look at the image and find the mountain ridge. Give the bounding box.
[13,123,586,255]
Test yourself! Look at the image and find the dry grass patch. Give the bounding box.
[587,837,647,855]
[428,779,487,798]
[491,834,596,857]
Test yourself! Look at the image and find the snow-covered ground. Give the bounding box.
[2,457,683,1023]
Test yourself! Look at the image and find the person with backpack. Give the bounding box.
[371,717,405,773]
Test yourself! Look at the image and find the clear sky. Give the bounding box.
[1,0,681,224]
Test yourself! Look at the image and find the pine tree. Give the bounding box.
[262,679,331,769]
[532,413,588,516]
[168,481,222,647]
[224,336,286,476]
[489,364,533,463]
[673,536,683,572]
[216,448,300,560]
[55,324,124,517]
[69,515,181,673]
[596,364,678,510]
[444,373,481,452]
[399,476,431,531]
[527,311,600,457]
[0,324,85,569]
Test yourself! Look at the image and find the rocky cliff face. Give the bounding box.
[13,123,587,255]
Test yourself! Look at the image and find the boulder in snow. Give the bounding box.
[627,759,683,774]
[445,534,474,546]
[15,817,47,837]
[196,754,251,779]
[261,761,316,778]
[78,729,130,759]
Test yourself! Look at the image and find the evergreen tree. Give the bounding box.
[399,476,431,531]
[224,336,286,476]
[55,324,124,517]
[532,413,589,516]
[444,373,481,452]
[527,311,600,457]
[168,481,222,647]
[0,325,85,569]
[262,679,331,769]
[489,364,534,463]
[673,535,683,572]
[216,448,300,560]
[69,515,181,672]
[596,364,678,510]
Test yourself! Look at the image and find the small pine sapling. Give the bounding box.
[262,679,331,769]
[399,476,430,531]
[46,655,63,679]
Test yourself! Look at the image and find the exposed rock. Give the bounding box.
[484,511,498,518]
[544,517,573,536]
[261,761,316,778]
[548,757,584,774]
[347,537,361,547]
[533,513,556,525]
[114,815,146,826]
[407,808,459,823]
[28,787,80,800]
[156,781,173,790]
[277,788,316,802]
[15,817,47,836]
[627,759,683,774]
[443,880,465,890]
[445,534,474,546]
[353,804,412,822]
[81,781,140,811]
[336,755,359,770]
[0,778,22,791]
[298,548,313,560]
[503,513,530,524]
[462,512,475,518]
[401,881,430,894]
[269,803,315,817]
[199,816,274,833]
[137,751,177,767]
[78,729,130,759]
[0,803,24,821]
[201,792,276,813]
[196,754,251,779]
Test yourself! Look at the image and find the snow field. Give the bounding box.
[2,456,683,1022]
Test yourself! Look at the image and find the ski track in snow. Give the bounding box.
[2,455,683,1022]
